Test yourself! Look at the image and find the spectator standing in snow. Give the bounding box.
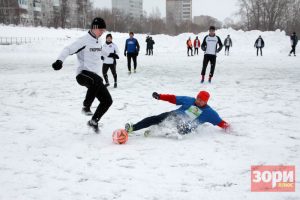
[289,32,298,56]
[148,37,155,55]
[194,36,201,55]
[254,35,265,56]
[124,32,140,73]
[224,35,232,56]
[187,37,193,56]
[101,34,119,88]
[145,35,150,55]
[200,26,223,83]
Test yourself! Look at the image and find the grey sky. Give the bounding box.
[93,0,238,21]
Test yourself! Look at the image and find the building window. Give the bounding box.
[18,0,28,6]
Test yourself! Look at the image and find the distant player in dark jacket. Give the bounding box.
[224,35,232,56]
[145,36,150,55]
[289,32,298,56]
[146,36,155,56]
[148,37,155,55]
[124,32,140,73]
[125,91,230,135]
[201,26,223,83]
[254,36,265,56]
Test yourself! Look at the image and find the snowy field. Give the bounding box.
[0,25,299,200]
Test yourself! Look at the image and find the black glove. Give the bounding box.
[124,52,127,57]
[136,51,139,56]
[152,92,160,100]
[101,56,104,61]
[108,53,119,59]
[52,60,63,70]
[114,54,119,59]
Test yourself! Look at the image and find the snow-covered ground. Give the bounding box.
[0,25,299,200]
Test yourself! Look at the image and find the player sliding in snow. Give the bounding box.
[52,18,115,133]
[125,91,230,135]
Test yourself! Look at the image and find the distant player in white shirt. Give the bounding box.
[201,26,223,83]
[224,35,232,56]
[101,34,119,88]
[52,18,114,133]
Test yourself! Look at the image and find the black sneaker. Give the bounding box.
[104,83,110,87]
[87,119,99,133]
[82,107,93,116]
[114,82,117,88]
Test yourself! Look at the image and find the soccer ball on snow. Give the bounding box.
[112,129,128,144]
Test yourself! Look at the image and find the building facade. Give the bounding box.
[112,0,143,20]
[166,0,192,25]
[0,0,91,28]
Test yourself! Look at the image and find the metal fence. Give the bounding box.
[0,37,69,45]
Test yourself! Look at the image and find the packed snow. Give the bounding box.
[0,25,299,200]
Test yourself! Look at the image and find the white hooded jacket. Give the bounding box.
[102,42,119,65]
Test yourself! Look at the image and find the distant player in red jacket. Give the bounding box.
[125,91,230,135]
[194,36,201,55]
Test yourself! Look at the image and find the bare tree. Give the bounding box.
[237,0,298,32]
[59,0,70,28]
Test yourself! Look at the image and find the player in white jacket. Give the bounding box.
[52,18,114,133]
[101,34,119,88]
[201,26,223,83]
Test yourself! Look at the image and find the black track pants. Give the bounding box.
[187,47,193,56]
[76,70,113,122]
[127,53,137,71]
[290,45,296,55]
[201,54,217,77]
[133,111,176,131]
[102,63,117,83]
[256,47,263,56]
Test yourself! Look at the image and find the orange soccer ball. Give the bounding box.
[112,129,129,144]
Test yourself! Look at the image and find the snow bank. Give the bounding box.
[0,25,299,200]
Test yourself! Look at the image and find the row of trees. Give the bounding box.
[94,8,222,35]
[237,0,300,34]
[0,1,222,34]
[0,0,298,35]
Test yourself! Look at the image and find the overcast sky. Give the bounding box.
[93,0,238,21]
